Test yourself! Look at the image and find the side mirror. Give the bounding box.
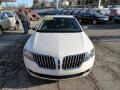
[32,26,38,31]
[82,26,88,30]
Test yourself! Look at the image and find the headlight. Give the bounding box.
[23,49,33,60]
[84,48,95,61]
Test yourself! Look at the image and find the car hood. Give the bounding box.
[25,32,93,58]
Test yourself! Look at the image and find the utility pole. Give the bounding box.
[56,0,59,9]
[83,0,86,7]
[98,0,102,8]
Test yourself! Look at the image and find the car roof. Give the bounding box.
[45,15,74,18]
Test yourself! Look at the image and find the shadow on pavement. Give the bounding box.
[90,35,120,42]
[3,31,26,35]
[1,29,120,89]
[0,31,56,89]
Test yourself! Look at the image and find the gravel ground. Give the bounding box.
[0,23,120,90]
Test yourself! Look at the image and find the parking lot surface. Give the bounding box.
[0,24,120,90]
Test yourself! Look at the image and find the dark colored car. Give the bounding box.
[76,12,109,24]
[108,9,120,21]
[55,10,63,15]
[114,15,120,23]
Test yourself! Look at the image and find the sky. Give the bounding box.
[2,0,54,7]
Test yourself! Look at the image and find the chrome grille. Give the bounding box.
[62,54,85,69]
[33,54,56,69]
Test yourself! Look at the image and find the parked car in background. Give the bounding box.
[76,12,109,24]
[23,15,95,80]
[96,8,110,16]
[35,7,120,24]
[0,11,11,31]
[1,11,20,30]
[0,10,20,35]
[114,15,120,23]
[109,8,120,21]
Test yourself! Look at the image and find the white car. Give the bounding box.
[0,11,19,30]
[23,15,95,80]
[0,11,11,35]
[0,11,20,35]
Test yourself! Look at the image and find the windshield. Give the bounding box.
[37,17,82,33]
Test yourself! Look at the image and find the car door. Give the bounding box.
[0,12,10,29]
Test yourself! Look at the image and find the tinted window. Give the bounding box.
[37,17,82,33]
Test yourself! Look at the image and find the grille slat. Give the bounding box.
[66,57,72,68]
[37,55,41,67]
[50,57,53,69]
[74,55,79,67]
[65,58,68,68]
[43,56,47,68]
[38,56,44,67]
[52,58,54,69]
[33,54,56,69]
[53,57,56,69]
[76,55,82,67]
[73,55,77,68]
[47,57,50,68]
[70,56,73,69]
[77,55,81,67]
[38,55,42,67]
[46,56,49,69]
[62,54,85,70]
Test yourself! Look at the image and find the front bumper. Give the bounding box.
[24,56,95,80]
[27,68,90,80]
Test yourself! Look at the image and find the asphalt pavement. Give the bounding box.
[0,24,120,90]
